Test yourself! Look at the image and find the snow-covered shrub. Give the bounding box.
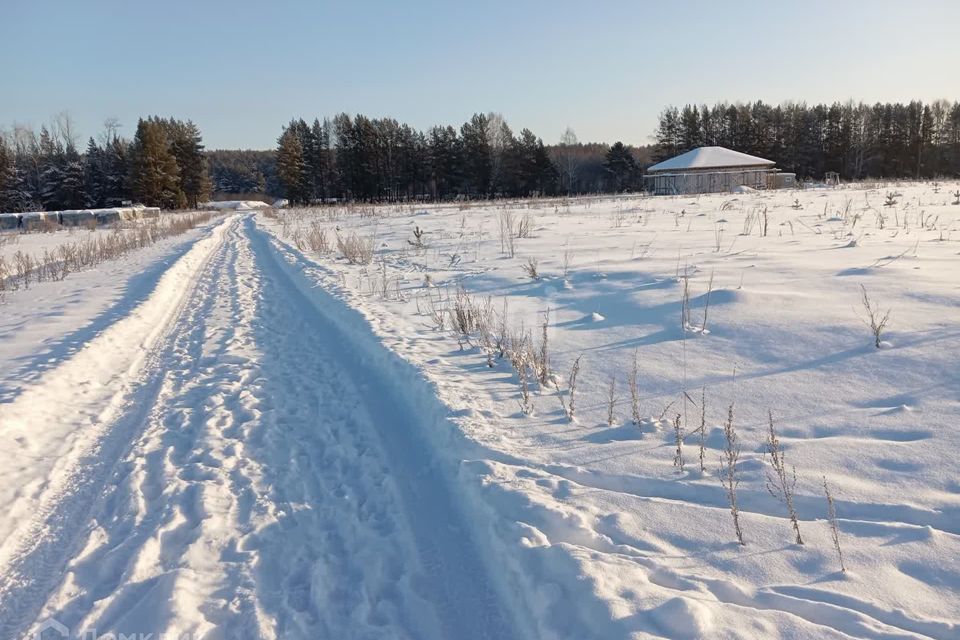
[556,354,582,423]
[765,411,803,545]
[336,231,375,265]
[823,477,846,572]
[859,284,891,348]
[521,257,540,280]
[719,403,745,545]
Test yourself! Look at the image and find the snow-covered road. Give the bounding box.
[0,215,518,640]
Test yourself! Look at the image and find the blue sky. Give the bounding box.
[3,0,958,149]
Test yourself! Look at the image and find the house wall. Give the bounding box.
[648,168,773,195]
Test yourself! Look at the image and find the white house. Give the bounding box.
[645,146,795,195]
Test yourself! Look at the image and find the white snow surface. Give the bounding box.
[0,183,957,639]
[202,200,270,211]
[647,146,776,173]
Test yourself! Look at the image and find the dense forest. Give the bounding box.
[208,133,651,204]
[0,115,210,212]
[3,100,960,212]
[269,113,653,203]
[654,100,960,179]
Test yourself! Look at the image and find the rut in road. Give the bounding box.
[28,216,519,640]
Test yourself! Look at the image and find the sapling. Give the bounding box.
[859,284,891,348]
[952,190,960,205]
[765,411,803,545]
[823,477,846,572]
[408,225,425,249]
[719,403,744,545]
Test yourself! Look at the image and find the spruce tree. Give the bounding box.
[603,142,637,192]
[84,137,106,207]
[57,143,86,209]
[103,136,132,206]
[167,120,211,207]
[0,137,17,212]
[38,126,65,210]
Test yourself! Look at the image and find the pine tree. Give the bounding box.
[309,118,330,201]
[680,105,703,152]
[427,125,462,199]
[460,113,492,197]
[130,118,183,208]
[654,107,682,161]
[276,126,308,204]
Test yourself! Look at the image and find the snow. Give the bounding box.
[254,182,959,638]
[0,182,957,639]
[0,215,520,640]
[202,200,270,211]
[647,146,777,173]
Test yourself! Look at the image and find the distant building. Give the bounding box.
[645,146,795,195]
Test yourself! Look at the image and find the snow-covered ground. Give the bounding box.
[0,214,519,640]
[0,183,957,639]
[255,182,960,639]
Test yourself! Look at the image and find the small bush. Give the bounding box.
[336,231,375,265]
[521,257,540,280]
[859,284,891,348]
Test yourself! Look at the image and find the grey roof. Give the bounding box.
[646,146,776,173]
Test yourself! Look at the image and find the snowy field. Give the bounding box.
[258,182,960,639]
[0,183,956,639]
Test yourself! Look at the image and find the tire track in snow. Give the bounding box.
[13,215,519,639]
[0,215,236,639]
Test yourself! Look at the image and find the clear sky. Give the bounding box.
[3,0,958,150]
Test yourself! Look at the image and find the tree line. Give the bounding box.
[0,115,210,213]
[655,100,960,180]
[6,100,959,212]
[275,112,559,203]
[271,113,652,204]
